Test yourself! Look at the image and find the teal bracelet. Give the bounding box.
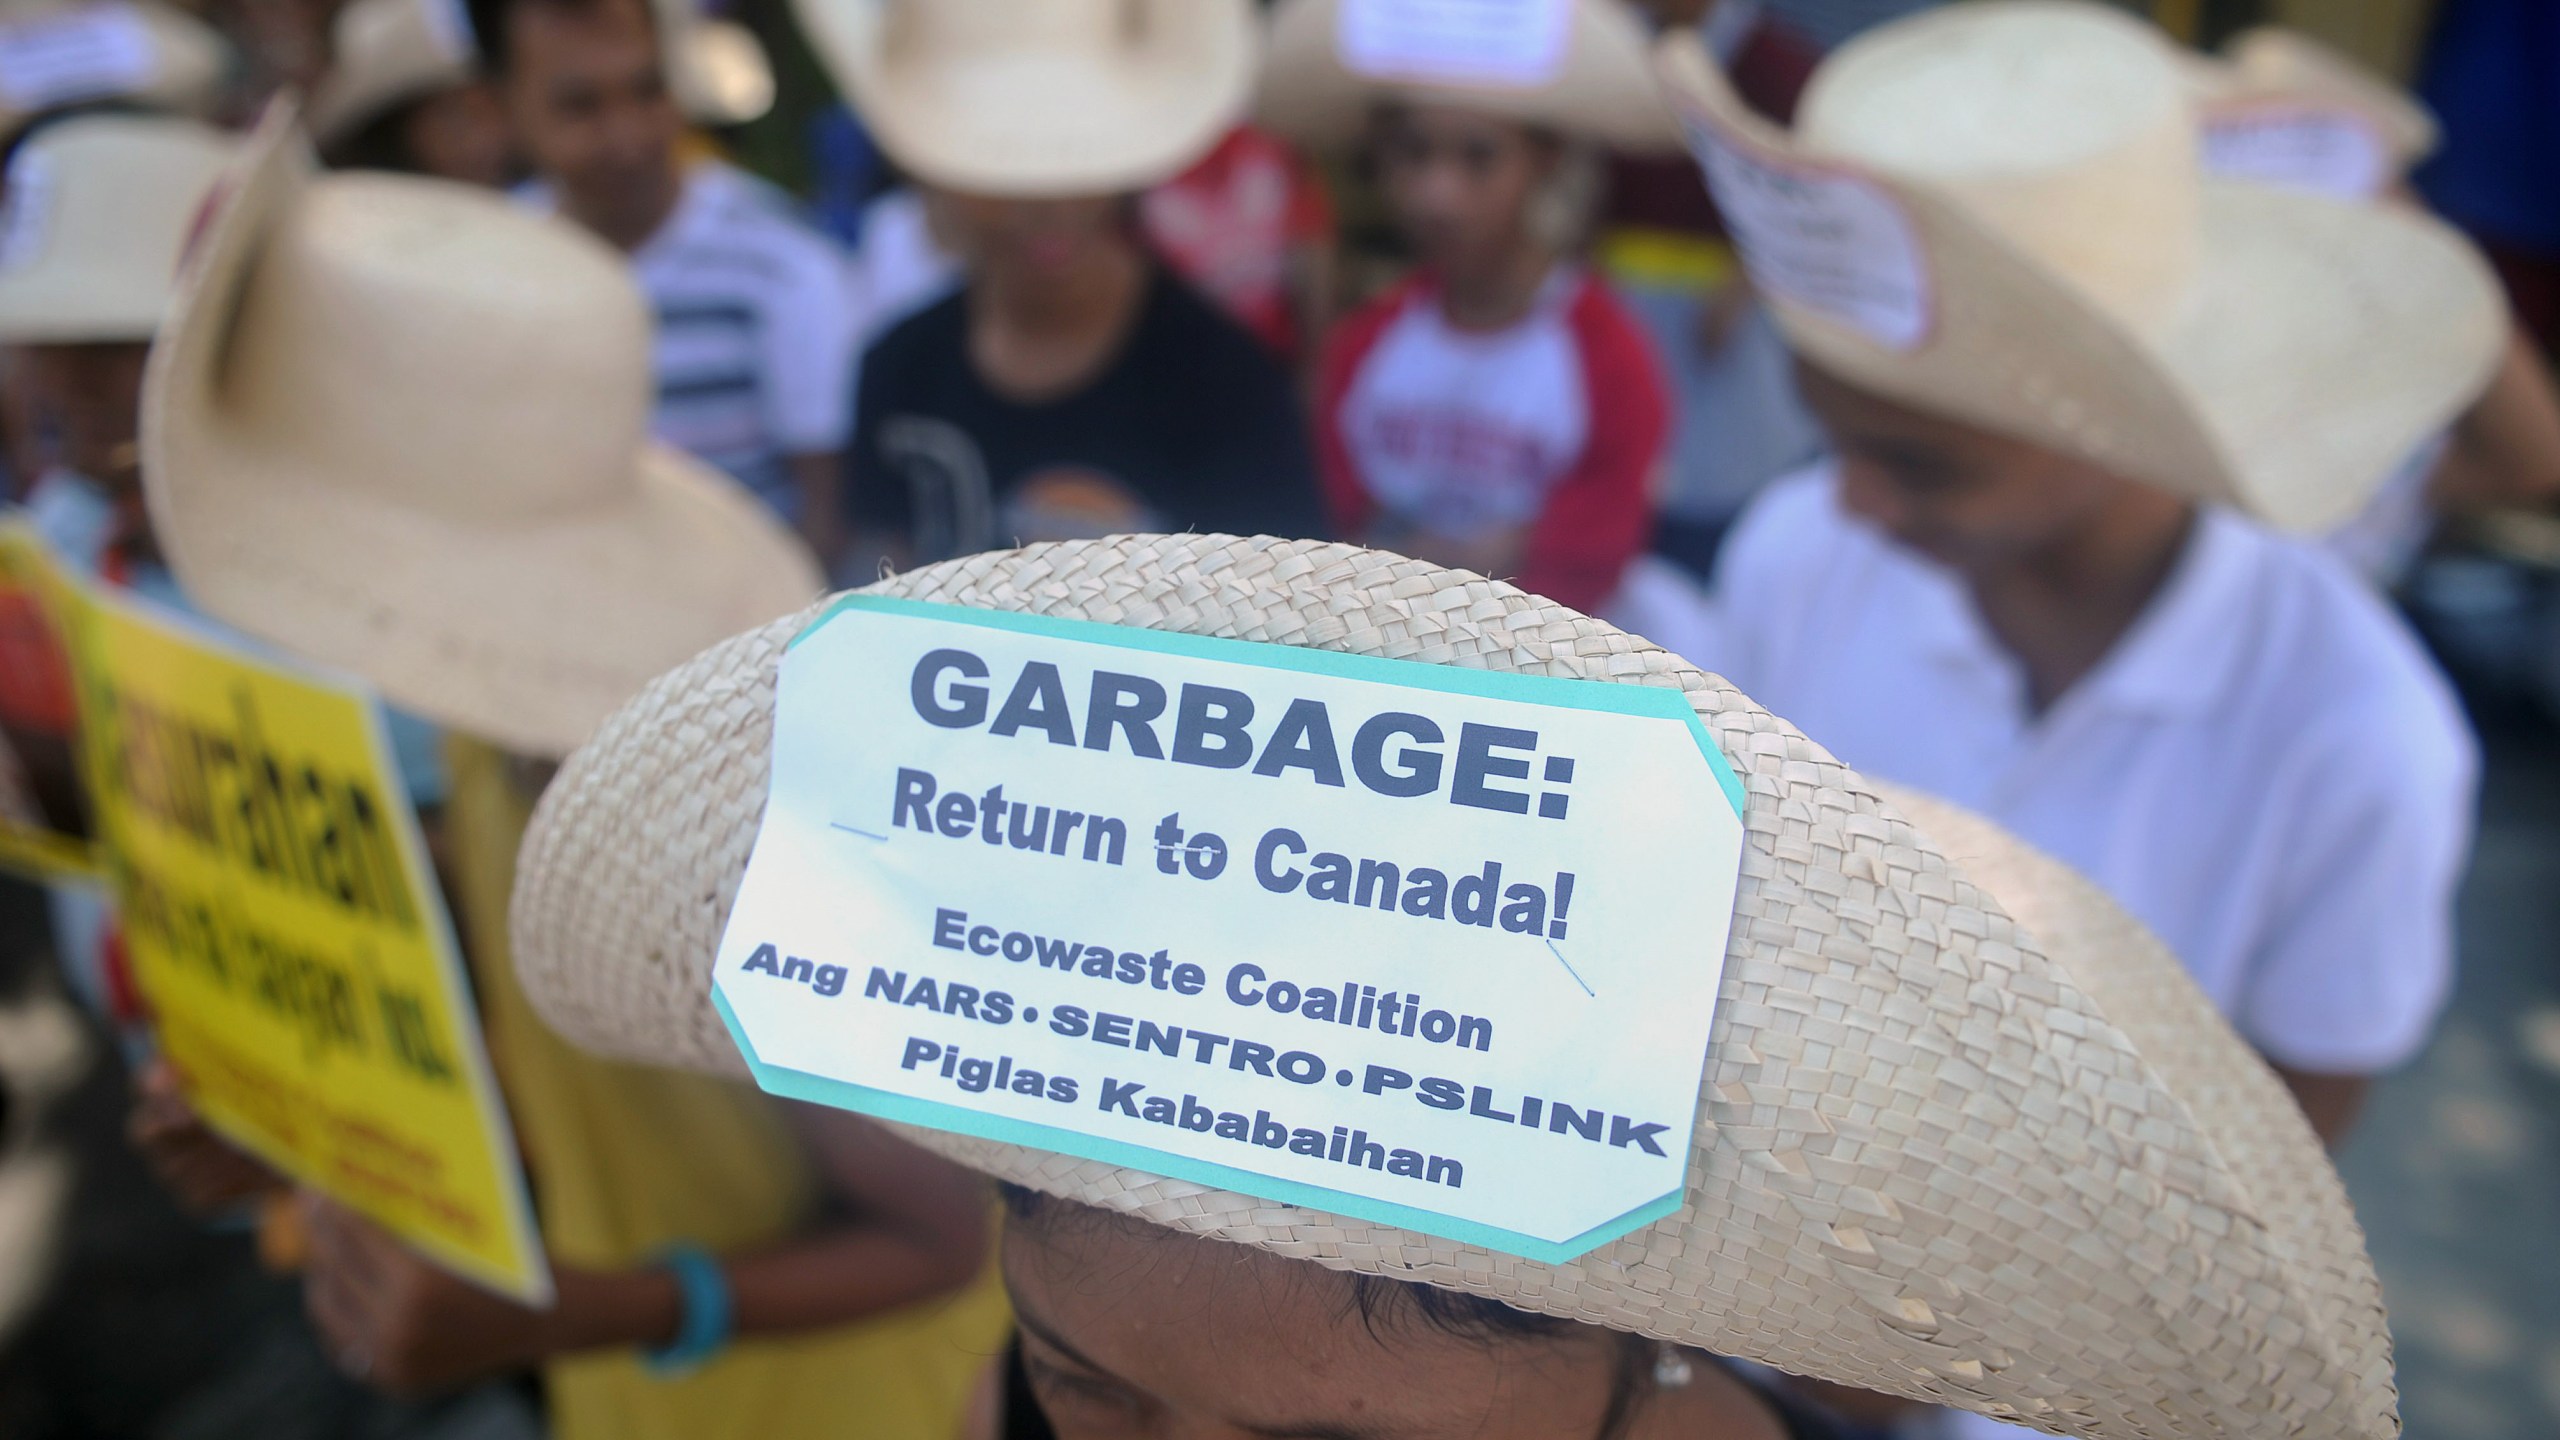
[642,1243,734,1376]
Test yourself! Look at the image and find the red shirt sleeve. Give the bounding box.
[1312,288,1407,542]
[1518,278,1670,613]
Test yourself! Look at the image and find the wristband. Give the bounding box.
[642,1243,734,1376]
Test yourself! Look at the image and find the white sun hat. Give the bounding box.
[0,0,229,137]
[0,110,234,343]
[1657,0,2504,533]
[1258,0,1681,153]
[308,0,478,147]
[791,0,1256,197]
[139,104,824,758]
[507,531,2400,1440]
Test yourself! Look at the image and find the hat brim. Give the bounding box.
[799,0,1254,197]
[140,105,824,759]
[1258,0,1681,153]
[1656,31,2501,533]
[509,532,2394,1440]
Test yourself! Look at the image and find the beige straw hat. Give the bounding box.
[1657,0,2502,534]
[655,0,773,128]
[0,0,228,137]
[0,110,231,342]
[308,0,477,146]
[791,0,1255,197]
[509,531,2395,1440]
[1259,0,1680,152]
[2181,26,2435,199]
[139,104,824,759]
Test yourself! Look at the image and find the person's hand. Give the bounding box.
[301,1194,553,1396]
[127,1060,286,1215]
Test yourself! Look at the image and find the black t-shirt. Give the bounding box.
[849,266,1323,562]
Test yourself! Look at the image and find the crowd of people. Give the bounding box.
[0,0,2556,1437]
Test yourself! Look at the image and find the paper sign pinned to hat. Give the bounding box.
[10,528,548,1302]
[2200,105,2391,202]
[0,4,157,112]
[712,597,1748,1262]
[1683,111,1932,352]
[1337,0,1571,88]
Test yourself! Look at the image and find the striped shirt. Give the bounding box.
[521,162,858,522]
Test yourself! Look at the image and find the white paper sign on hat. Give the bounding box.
[1337,0,1570,87]
[1684,112,1931,353]
[711,596,1748,1261]
[2199,105,2390,201]
[0,4,155,112]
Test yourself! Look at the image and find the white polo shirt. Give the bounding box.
[1693,468,2476,1074]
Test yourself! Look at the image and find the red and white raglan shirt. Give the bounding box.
[1316,269,1670,613]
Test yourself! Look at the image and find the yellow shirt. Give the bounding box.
[442,737,1009,1440]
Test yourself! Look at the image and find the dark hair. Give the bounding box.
[998,1183,1658,1438]
[462,0,652,76]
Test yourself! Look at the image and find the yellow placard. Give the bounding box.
[19,529,549,1301]
[0,526,101,883]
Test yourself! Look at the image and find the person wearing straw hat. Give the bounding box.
[467,0,860,564]
[309,0,515,185]
[497,530,2406,1440]
[815,0,1321,570]
[1655,1,2499,1147]
[129,106,1008,1440]
[2181,24,2560,587]
[1262,0,1681,615]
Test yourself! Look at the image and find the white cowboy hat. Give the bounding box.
[0,111,233,343]
[1259,0,1680,152]
[139,104,824,758]
[2181,26,2435,202]
[0,0,229,137]
[791,0,1255,197]
[308,0,477,147]
[1657,0,2503,534]
[507,531,2398,1440]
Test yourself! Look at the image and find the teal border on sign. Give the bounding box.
[786,594,1748,819]
[713,988,1685,1265]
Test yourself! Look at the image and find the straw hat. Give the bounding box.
[2182,26,2435,200]
[1260,0,1678,152]
[308,0,477,146]
[1657,0,2502,534]
[0,0,228,136]
[508,531,2396,1440]
[791,0,1255,197]
[140,105,823,759]
[0,110,231,342]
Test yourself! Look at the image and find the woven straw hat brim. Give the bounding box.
[1258,0,1680,153]
[795,0,1255,197]
[139,111,824,759]
[0,115,234,343]
[509,533,2393,1440]
[1655,31,2502,534]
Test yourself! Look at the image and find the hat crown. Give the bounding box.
[879,0,1166,60]
[223,176,648,520]
[1798,1,2201,336]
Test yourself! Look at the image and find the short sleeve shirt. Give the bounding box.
[522,163,860,522]
[1696,468,2477,1073]
[1316,270,1670,613]
[849,267,1323,563]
